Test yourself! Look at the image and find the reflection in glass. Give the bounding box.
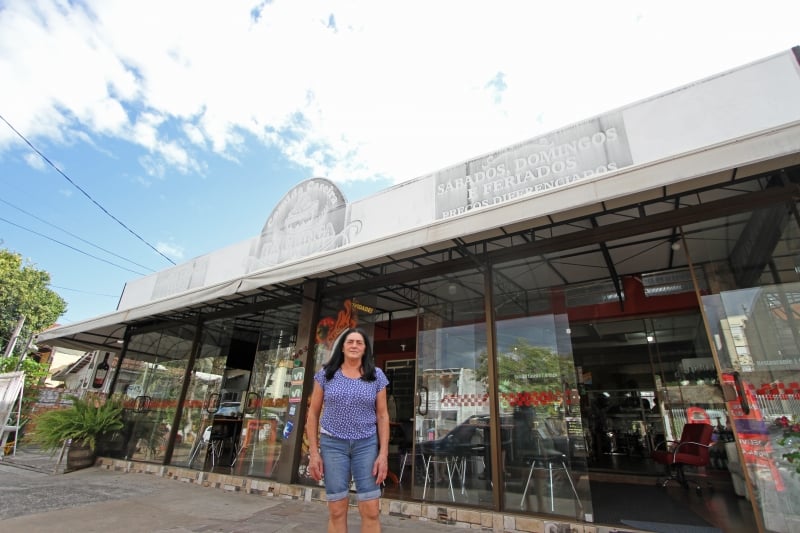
[495,313,587,518]
[413,268,492,507]
[703,284,800,531]
[234,313,299,479]
[492,258,589,520]
[687,200,800,532]
[105,325,195,463]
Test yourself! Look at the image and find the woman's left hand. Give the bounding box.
[373,454,389,485]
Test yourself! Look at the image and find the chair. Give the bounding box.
[421,451,457,501]
[417,430,464,501]
[519,429,582,513]
[396,423,414,484]
[397,447,412,483]
[651,422,714,493]
[187,426,224,467]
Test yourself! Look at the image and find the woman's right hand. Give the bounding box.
[308,452,324,481]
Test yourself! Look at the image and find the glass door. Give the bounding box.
[688,199,800,533]
[233,311,299,479]
[108,324,196,463]
[413,266,491,506]
[492,257,590,520]
[702,284,800,532]
[176,317,232,470]
[645,313,727,469]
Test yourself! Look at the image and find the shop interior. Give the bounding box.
[377,310,731,480]
[568,312,730,476]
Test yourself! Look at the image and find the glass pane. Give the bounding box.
[646,314,723,450]
[493,261,590,520]
[689,200,800,533]
[171,307,301,475]
[107,325,195,463]
[702,285,800,532]
[414,268,491,506]
[176,318,230,470]
[234,308,299,478]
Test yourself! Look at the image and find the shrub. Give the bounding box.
[30,395,124,452]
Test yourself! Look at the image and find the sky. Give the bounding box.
[1,0,799,327]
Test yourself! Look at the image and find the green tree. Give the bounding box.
[0,356,49,383]
[475,338,576,416]
[476,338,565,392]
[0,249,67,357]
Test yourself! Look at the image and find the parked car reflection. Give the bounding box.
[215,401,241,417]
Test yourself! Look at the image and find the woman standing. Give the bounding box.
[306,327,390,533]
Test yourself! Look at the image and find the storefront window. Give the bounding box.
[172,318,229,469]
[492,260,590,519]
[106,324,196,462]
[303,269,494,506]
[416,319,487,501]
[413,267,488,506]
[235,308,300,478]
[172,306,301,477]
[689,200,800,533]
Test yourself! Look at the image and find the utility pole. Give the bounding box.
[2,315,26,358]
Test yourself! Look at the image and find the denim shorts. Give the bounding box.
[319,433,381,502]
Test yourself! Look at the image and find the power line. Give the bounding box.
[0,112,176,266]
[0,215,148,276]
[48,284,120,298]
[0,196,156,273]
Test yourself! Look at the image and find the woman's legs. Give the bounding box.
[319,434,352,501]
[350,434,381,500]
[321,434,352,532]
[358,498,381,533]
[350,433,381,531]
[327,498,349,533]
[321,433,382,532]
[328,497,381,533]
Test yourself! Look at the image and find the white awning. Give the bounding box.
[36,118,800,352]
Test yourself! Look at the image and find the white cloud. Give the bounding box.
[23,152,45,170]
[1,0,799,184]
[182,123,207,148]
[135,175,152,188]
[156,241,185,261]
[139,154,165,179]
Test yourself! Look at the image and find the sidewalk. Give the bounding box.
[0,446,464,533]
[1,443,65,474]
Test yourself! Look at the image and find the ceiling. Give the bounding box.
[329,165,800,323]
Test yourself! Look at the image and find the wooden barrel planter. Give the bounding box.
[65,439,96,472]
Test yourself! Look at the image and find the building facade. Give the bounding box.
[39,48,800,532]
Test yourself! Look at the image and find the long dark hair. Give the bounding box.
[323,327,377,382]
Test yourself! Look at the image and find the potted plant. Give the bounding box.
[29,395,124,472]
